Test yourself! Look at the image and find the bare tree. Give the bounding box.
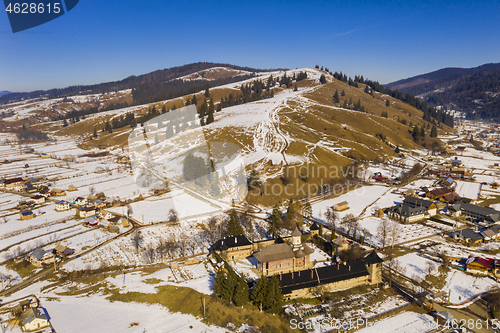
[89,186,95,194]
[426,261,435,276]
[377,218,390,248]
[324,207,337,230]
[143,244,156,264]
[168,208,179,223]
[131,230,143,253]
[389,221,402,248]
[157,237,166,262]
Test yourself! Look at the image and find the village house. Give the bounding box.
[20,211,35,220]
[74,196,87,206]
[55,200,71,211]
[20,307,50,332]
[333,201,349,211]
[53,244,75,257]
[388,203,427,223]
[253,227,314,276]
[78,206,97,218]
[50,188,66,196]
[426,187,452,200]
[68,184,78,192]
[277,251,383,299]
[4,177,24,189]
[450,201,500,225]
[309,222,320,236]
[451,228,484,244]
[31,194,45,205]
[28,248,56,267]
[403,196,438,216]
[84,215,99,226]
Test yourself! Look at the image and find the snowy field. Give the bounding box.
[356,311,437,333]
[105,262,214,295]
[312,185,391,221]
[44,295,225,333]
[109,189,222,223]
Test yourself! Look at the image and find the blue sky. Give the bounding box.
[1,0,499,92]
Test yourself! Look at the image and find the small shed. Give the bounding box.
[333,201,349,211]
[68,185,77,191]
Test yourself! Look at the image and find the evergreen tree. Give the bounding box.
[63,119,68,127]
[227,209,244,237]
[250,276,268,310]
[207,100,215,124]
[264,275,283,314]
[191,95,198,106]
[161,104,167,114]
[267,204,282,238]
[341,89,345,96]
[93,127,97,138]
[413,125,420,138]
[233,275,249,306]
[334,90,339,103]
[204,87,210,98]
[319,74,327,84]
[386,99,390,107]
[431,125,438,137]
[293,84,298,91]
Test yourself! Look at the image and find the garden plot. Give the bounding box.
[55,228,110,253]
[64,224,211,271]
[312,185,390,221]
[356,311,437,333]
[43,295,225,333]
[409,239,500,260]
[444,270,499,304]
[106,262,213,295]
[0,221,85,262]
[390,251,499,304]
[112,189,222,223]
[0,203,75,236]
[356,217,439,247]
[54,172,147,200]
[285,288,409,331]
[0,192,25,215]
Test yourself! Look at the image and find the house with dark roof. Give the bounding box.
[309,222,320,236]
[28,248,56,267]
[275,251,383,299]
[388,203,427,223]
[211,235,253,261]
[451,201,500,225]
[451,228,484,244]
[78,206,96,218]
[20,307,50,331]
[426,187,452,200]
[403,197,437,216]
[253,227,314,276]
[31,194,45,204]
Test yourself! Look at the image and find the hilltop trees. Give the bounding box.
[319,74,327,84]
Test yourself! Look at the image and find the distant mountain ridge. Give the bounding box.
[387,63,500,119]
[0,91,11,97]
[0,62,285,104]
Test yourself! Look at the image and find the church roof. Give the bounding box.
[292,226,302,237]
[362,251,384,265]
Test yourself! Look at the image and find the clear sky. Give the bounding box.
[1,0,499,92]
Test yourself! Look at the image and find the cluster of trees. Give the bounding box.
[266,199,304,238]
[381,111,389,118]
[342,98,366,112]
[213,266,284,314]
[213,265,249,306]
[15,128,49,142]
[182,153,214,186]
[330,70,454,128]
